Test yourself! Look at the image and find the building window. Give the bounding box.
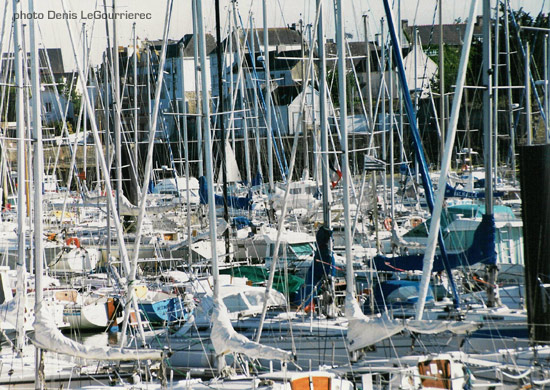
[45,102,52,112]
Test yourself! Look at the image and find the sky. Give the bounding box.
[1,0,548,70]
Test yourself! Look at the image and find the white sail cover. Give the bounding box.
[405,319,480,335]
[32,301,163,361]
[345,294,404,352]
[0,299,26,330]
[344,294,481,351]
[210,299,292,362]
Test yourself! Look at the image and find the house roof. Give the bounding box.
[181,34,217,56]
[245,27,304,48]
[39,48,64,74]
[223,27,305,53]
[147,34,217,58]
[243,49,303,72]
[325,41,377,57]
[402,16,484,47]
[1,48,65,76]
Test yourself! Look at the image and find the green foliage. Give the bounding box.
[56,77,81,130]
[327,67,357,112]
[429,8,547,111]
[3,87,16,122]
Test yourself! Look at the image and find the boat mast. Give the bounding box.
[263,0,274,198]
[318,0,330,227]
[82,24,88,187]
[250,14,263,179]
[28,0,44,384]
[192,0,203,178]
[493,3,500,186]
[547,31,550,144]
[334,0,353,298]
[389,27,395,228]
[439,0,445,169]
[415,0,478,319]
[231,0,252,187]
[112,0,122,216]
[525,43,532,146]
[214,0,230,260]
[381,18,388,216]
[483,0,498,307]
[300,18,309,179]
[133,23,139,177]
[382,0,460,308]
[503,0,517,184]
[195,0,224,370]
[362,15,373,132]
[104,53,112,264]
[12,0,27,356]
[179,43,193,261]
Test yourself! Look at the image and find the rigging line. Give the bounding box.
[276,0,287,29]
[237,13,288,181]
[509,5,547,130]
[0,24,13,178]
[344,38,372,131]
[36,23,80,181]
[413,0,421,26]
[0,0,9,75]
[383,0,461,308]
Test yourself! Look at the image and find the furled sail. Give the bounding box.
[199,176,253,210]
[32,301,163,361]
[210,298,292,362]
[345,294,404,352]
[405,319,480,334]
[344,294,480,352]
[295,226,335,307]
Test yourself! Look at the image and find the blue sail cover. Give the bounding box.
[232,216,252,230]
[444,184,504,199]
[294,226,335,307]
[199,176,254,210]
[373,213,497,272]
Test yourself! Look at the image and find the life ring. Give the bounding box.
[383,217,392,231]
[461,164,468,172]
[65,237,80,248]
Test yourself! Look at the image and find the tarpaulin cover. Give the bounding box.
[294,226,335,307]
[374,213,496,272]
[199,176,253,210]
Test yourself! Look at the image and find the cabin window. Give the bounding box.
[223,294,249,313]
[289,243,314,257]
